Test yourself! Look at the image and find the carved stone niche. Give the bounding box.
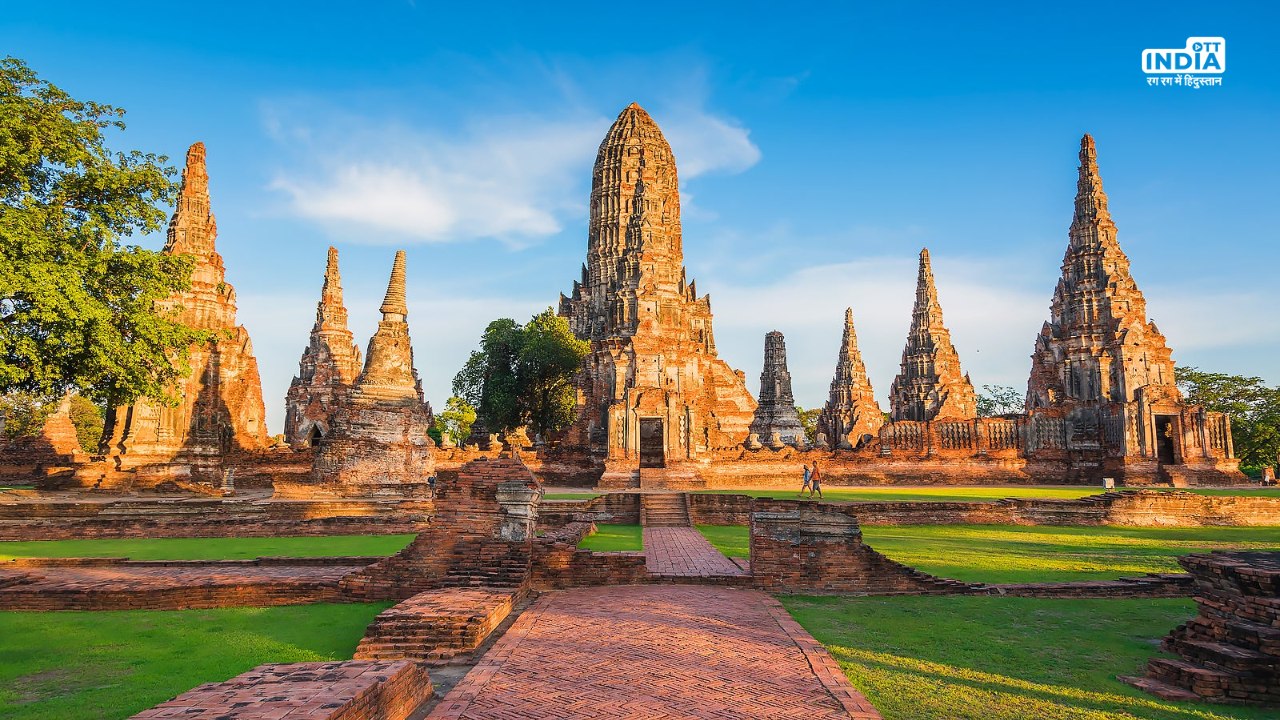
[495,480,543,542]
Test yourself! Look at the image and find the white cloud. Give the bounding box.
[661,109,762,179]
[267,103,761,246]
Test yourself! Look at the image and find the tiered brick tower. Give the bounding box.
[284,247,364,448]
[888,249,977,422]
[310,251,435,496]
[100,142,270,486]
[1027,134,1177,410]
[748,331,806,446]
[1024,135,1238,482]
[817,308,884,449]
[558,103,755,482]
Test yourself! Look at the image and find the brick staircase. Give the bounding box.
[641,493,691,527]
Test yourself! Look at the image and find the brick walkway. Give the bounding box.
[643,526,747,577]
[428,585,881,719]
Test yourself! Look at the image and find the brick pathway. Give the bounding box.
[643,526,747,577]
[428,585,882,719]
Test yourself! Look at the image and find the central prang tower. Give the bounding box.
[559,103,755,484]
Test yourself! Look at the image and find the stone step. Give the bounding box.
[1184,616,1280,656]
[1163,637,1277,673]
[1146,658,1242,699]
[1117,675,1202,702]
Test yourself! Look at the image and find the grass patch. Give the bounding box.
[695,486,1280,502]
[0,534,416,561]
[543,492,601,500]
[577,524,643,552]
[861,525,1280,583]
[781,595,1271,720]
[696,524,749,558]
[0,485,34,491]
[0,602,391,720]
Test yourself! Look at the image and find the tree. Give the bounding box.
[453,308,590,435]
[0,57,204,410]
[977,384,1024,417]
[1176,366,1280,473]
[433,396,476,442]
[795,406,821,443]
[0,390,103,453]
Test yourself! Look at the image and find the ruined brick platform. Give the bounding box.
[130,660,430,720]
[354,587,522,662]
[0,556,375,611]
[1122,551,1280,706]
[427,585,881,719]
[643,526,747,578]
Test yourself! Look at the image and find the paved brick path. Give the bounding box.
[428,585,882,719]
[643,526,747,577]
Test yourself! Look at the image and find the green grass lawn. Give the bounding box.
[696,524,749,558]
[861,525,1280,583]
[0,534,416,561]
[781,595,1271,720]
[0,602,391,720]
[577,524,643,551]
[695,486,1280,502]
[543,492,601,500]
[0,485,34,491]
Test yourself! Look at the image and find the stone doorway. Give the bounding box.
[1154,415,1177,465]
[639,418,665,468]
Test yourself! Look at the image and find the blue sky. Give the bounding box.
[5,2,1278,432]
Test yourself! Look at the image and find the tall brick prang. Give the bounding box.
[557,103,755,483]
[888,248,977,422]
[309,251,435,497]
[748,331,805,446]
[99,142,270,488]
[1022,135,1239,483]
[285,246,363,448]
[817,308,884,449]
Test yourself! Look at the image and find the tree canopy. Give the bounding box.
[977,384,1024,417]
[1176,366,1280,472]
[0,57,203,408]
[453,308,590,435]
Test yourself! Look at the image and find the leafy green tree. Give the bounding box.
[453,309,589,435]
[432,396,476,443]
[0,57,204,409]
[977,384,1024,417]
[795,406,821,442]
[1176,366,1280,473]
[0,391,103,453]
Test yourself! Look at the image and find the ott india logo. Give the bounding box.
[1142,36,1224,88]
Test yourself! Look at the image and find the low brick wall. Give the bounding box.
[0,495,432,540]
[689,491,1280,527]
[539,494,640,529]
[531,521,650,589]
[130,661,431,720]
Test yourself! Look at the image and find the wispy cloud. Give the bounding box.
[266,102,761,247]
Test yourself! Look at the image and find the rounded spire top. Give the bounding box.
[380,250,408,320]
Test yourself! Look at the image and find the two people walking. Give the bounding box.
[798,460,823,499]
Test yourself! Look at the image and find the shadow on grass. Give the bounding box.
[780,595,1273,720]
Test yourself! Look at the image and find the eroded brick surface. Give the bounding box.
[0,558,369,610]
[428,585,881,719]
[130,660,430,720]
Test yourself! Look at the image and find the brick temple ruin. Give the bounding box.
[555,103,758,488]
[0,121,1245,494]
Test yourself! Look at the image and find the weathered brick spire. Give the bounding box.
[355,250,423,405]
[309,250,434,496]
[1026,134,1176,408]
[284,247,364,447]
[818,308,884,447]
[888,249,977,421]
[748,331,806,445]
[101,142,270,486]
[556,103,755,471]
